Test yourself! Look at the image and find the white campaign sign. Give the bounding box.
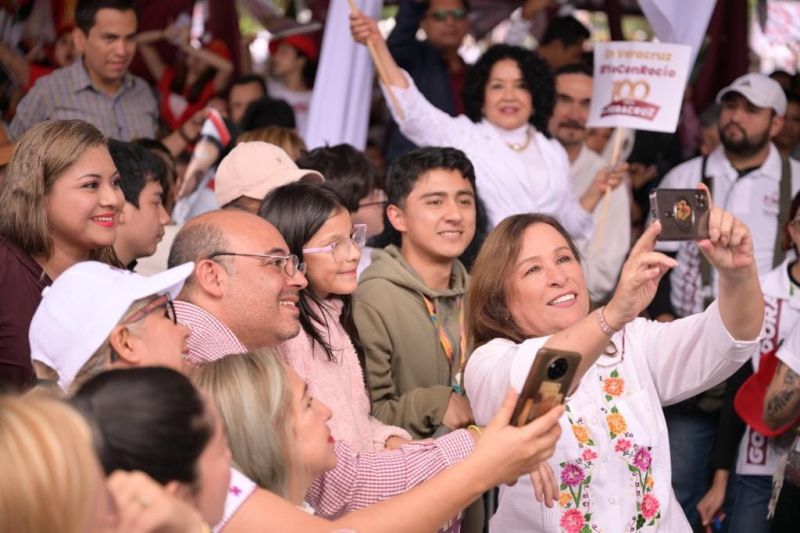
[587,41,692,133]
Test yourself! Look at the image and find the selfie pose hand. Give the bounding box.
[470,389,562,487]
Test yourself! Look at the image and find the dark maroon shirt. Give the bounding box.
[0,236,50,392]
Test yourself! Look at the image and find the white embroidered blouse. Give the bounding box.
[465,301,761,532]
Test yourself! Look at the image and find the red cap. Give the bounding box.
[734,351,800,437]
[269,34,319,62]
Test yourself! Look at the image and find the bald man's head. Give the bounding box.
[168,209,308,349]
[169,209,286,267]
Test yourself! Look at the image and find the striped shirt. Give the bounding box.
[9,59,157,141]
[174,300,247,364]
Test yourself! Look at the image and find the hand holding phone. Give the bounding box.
[649,188,711,241]
[511,348,580,427]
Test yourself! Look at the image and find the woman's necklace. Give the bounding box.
[506,127,532,152]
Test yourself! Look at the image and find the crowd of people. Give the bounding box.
[1,0,799,532]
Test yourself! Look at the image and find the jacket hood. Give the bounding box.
[359,245,468,299]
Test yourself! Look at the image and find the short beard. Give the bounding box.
[719,122,771,158]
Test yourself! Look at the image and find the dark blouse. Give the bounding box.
[0,236,51,392]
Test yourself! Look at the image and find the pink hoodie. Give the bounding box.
[277,298,412,452]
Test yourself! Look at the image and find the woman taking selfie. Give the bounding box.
[464,189,763,532]
[349,10,624,233]
[0,119,123,391]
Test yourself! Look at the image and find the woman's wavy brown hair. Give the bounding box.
[0,119,115,263]
[466,213,581,351]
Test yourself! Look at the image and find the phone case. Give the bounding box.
[511,348,581,427]
[649,188,711,241]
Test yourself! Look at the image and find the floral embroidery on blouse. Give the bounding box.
[557,368,662,532]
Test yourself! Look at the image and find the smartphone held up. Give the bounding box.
[511,348,581,427]
[649,188,711,241]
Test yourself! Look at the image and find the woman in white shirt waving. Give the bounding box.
[350,9,623,237]
[463,187,763,532]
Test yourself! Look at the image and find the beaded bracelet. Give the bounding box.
[595,306,619,337]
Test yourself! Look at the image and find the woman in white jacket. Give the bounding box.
[349,9,623,236]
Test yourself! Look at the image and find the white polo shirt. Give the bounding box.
[657,144,800,314]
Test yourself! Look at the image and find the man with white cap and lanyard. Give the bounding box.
[655,72,800,529]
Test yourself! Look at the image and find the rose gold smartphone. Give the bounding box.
[511,348,581,427]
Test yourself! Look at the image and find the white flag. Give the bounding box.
[305,0,383,150]
[637,0,716,67]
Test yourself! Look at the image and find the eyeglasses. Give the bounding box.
[208,251,307,276]
[303,224,367,262]
[123,294,177,326]
[428,8,467,21]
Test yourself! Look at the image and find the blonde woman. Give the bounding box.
[194,349,565,532]
[0,119,123,391]
[0,392,107,532]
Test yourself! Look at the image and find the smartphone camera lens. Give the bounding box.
[547,358,568,380]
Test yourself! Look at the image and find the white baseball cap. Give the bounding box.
[214,141,323,207]
[30,261,195,391]
[716,73,787,116]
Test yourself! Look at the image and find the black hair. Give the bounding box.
[75,0,137,34]
[371,147,481,251]
[462,44,554,134]
[540,16,590,48]
[385,146,475,207]
[108,139,170,207]
[258,182,366,368]
[554,62,593,79]
[71,367,212,488]
[295,144,379,212]
[229,74,267,98]
[239,96,296,132]
[300,52,317,90]
[422,0,471,11]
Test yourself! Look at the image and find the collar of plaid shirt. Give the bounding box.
[174,300,247,365]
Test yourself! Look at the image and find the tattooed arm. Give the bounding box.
[763,361,800,430]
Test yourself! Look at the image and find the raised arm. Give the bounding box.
[542,219,678,387]
[136,29,168,82]
[227,392,562,533]
[695,183,763,341]
[350,8,408,89]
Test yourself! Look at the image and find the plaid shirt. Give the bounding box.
[176,300,472,533]
[174,301,247,364]
[307,431,474,532]
[9,59,157,141]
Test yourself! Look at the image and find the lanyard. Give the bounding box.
[422,296,466,372]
